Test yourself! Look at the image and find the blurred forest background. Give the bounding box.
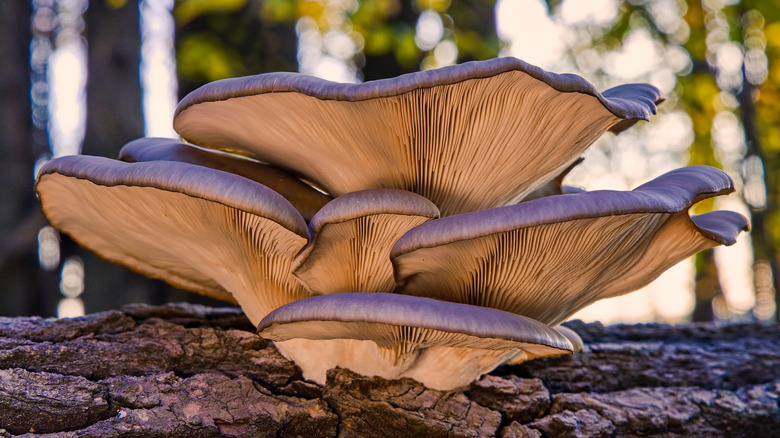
[0,0,777,324]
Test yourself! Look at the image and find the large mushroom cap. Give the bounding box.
[391,166,750,325]
[259,292,573,390]
[119,137,331,221]
[173,57,662,216]
[292,189,439,294]
[36,155,312,324]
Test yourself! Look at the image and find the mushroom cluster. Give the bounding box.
[36,57,749,391]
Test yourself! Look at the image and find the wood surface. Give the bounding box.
[1,303,778,437]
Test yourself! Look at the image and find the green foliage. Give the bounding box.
[175,0,249,25]
[260,0,296,22]
[105,0,129,9]
[175,0,297,95]
[447,0,499,60]
[683,1,707,60]
[177,33,246,82]
[393,26,420,68]
[362,24,395,55]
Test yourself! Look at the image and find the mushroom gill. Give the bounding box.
[391,166,750,325]
[36,155,311,324]
[173,57,662,216]
[292,189,439,294]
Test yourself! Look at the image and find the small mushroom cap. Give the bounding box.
[119,137,331,221]
[391,166,750,325]
[259,292,573,390]
[36,155,311,323]
[292,189,439,294]
[173,57,661,216]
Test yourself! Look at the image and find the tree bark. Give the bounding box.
[0,303,778,437]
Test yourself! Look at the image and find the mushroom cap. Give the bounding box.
[391,166,750,325]
[119,137,331,221]
[259,292,573,390]
[173,57,662,216]
[36,155,311,323]
[292,189,439,294]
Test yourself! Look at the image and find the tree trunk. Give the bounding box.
[1,303,778,437]
[84,0,144,158]
[692,249,721,322]
[736,43,780,323]
[0,0,62,318]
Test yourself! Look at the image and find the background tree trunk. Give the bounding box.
[1,303,778,437]
[78,0,198,312]
[0,0,58,318]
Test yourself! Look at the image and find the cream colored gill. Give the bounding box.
[38,175,309,324]
[174,72,618,216]
[395,210,726,325]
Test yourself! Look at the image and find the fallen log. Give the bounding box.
[1,303,778,437]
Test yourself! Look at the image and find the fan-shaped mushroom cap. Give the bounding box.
[391,166,750,325]
[119,137,331,221]
[36,155,312,324]
[291,189,439,294]
[173,57,661,216]
[258,293,573,391]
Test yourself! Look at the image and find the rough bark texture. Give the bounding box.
[0,303,778,437]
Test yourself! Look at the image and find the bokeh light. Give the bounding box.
[140,0,178,138]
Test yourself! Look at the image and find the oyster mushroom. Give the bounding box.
[173,57,662,216]
[36,155,311,324]
[258,293,574,390]
[33,57,751,392]
[391,166,750,325]
[292,189,439,294]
